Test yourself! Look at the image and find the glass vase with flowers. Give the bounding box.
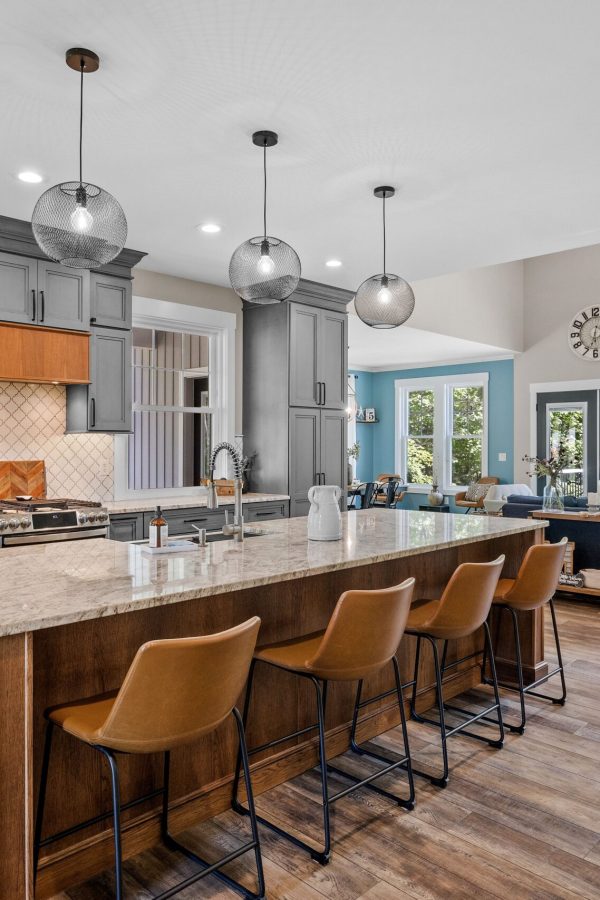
[523,441,570,511]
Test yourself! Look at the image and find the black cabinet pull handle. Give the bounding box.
[90,397,96,428]
[316,382,321,405]
[183,517,209,524]
[255,509,276,517]
[40,290,45,323]
[31,290,36,321]
[321,472,326,484]
[322,382,326,405]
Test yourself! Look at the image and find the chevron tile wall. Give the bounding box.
[0,383,114,502]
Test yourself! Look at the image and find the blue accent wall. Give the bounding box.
[350,359,514,511]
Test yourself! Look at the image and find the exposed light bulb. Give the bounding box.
[70,203,93,233]
[377,285,392,305]
[257,251,275,277]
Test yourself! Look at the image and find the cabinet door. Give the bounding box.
[0,252,37,324]
[109,514,142,542]
[289,408,320,517]
[319,309,347,410]
[244,500,289,521]
[91,273,132,329]
[321,409,347,503]
[37,261,90,331]
[89,327,132,432]
[289,303,320,407]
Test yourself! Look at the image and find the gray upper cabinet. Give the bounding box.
[66,327,132,433]
[289,303,320,407]
[0,252,39,324]
[0,251,89,331]
[37,262,90,331]
[90,273,132,329]
[89,327,132,432]
[289,302,347,409]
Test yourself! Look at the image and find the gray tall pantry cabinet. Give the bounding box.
[243,279,351,517]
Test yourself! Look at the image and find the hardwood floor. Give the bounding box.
[51,598,600,900]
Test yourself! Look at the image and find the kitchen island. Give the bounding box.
[0,509,547,898]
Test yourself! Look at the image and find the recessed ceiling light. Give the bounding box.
[18,171,43,184]
[198,223,221,234]
[326,259,342,268]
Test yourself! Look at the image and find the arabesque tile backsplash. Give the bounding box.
[0,383,114,501]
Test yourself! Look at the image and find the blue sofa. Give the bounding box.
[503,494,598,571]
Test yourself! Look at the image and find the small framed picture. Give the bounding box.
[365,408,376,422]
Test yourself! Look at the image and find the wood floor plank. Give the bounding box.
[51,599,600,900]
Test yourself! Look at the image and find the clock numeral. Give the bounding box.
[574,341,582,348]
[582,311,589,320]
[571,332,580,338]
[593,307,599,316]
[574,320,583,328]
[595,350,599,359]
[583,347,590,355]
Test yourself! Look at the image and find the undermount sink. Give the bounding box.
[190,528,268,544]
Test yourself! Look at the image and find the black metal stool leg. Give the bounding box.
[96,747,124,900]
[429,635,450,787]
[349,679,364,752]
[33,720,54,883]
[409,635,423,721]
[509,607,527,734]
[549,598,567,704]
[483,621,505,747]
[232,707,267,897]
[392,656,415,808]
[312,676,331,864]
[232,658,256,813]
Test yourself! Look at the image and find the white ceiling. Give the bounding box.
[347,312,510,370]
[3,1,600,293]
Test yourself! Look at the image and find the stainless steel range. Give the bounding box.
[0,499,109,547]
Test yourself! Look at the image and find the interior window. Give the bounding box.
[407,389,435,484]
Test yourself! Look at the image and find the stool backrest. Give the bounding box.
[95,617,261,753]
[306,578,415,680]
[431,556,505,638]
[504,537,567,610]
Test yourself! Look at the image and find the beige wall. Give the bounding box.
[514,243,600,482]
[410,260,524,352]
[133,269,244,432]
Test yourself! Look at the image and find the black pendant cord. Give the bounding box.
[78,58,84,187]
[262,140,268,242]
[382,192,387,276]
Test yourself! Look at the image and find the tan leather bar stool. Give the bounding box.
[482,537,568,734]
[233,579,415,864]
[404,557,505,787]
[34,618,265,900]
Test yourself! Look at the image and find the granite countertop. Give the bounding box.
[0,510,546,637]
[104,492,290,514]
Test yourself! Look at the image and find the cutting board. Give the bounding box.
[0,460,47,499]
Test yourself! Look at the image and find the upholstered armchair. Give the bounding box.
[454,476,499,513]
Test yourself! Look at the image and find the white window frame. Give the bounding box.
[546,401,587,493]
[113,297,236,500]
[395,372,488,493]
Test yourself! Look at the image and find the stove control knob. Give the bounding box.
[97,512,108,522]
[88,513,97,523]
[78,513,88,524]
[0,519,7,531]
[8,518,20,530]
[20,517,32,529]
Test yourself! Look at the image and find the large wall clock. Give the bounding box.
[569,306,600,360]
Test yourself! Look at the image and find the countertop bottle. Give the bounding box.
[149,506,168,548]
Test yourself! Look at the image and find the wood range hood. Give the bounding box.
[0,321,89,385]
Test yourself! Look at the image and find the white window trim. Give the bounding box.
[395,372,489,493]
[113,297,236,501]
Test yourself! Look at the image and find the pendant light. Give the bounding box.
[354,186,415,329]
[229,130,301,304]
[31,48,127,269]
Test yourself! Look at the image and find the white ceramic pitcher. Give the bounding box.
[307,484,342,541]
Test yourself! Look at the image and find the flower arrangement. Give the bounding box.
[523,441,569,486]
[347,442,360,461]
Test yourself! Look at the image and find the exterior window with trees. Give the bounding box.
[548,405,585,496]
[396,373,488,490]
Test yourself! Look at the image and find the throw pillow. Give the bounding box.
[465,482,492,502]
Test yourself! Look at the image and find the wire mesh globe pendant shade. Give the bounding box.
[354,186,415,329]
[229,130,300,304]
[32,49,127,269]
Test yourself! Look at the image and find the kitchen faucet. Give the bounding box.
[206,442,244,542]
